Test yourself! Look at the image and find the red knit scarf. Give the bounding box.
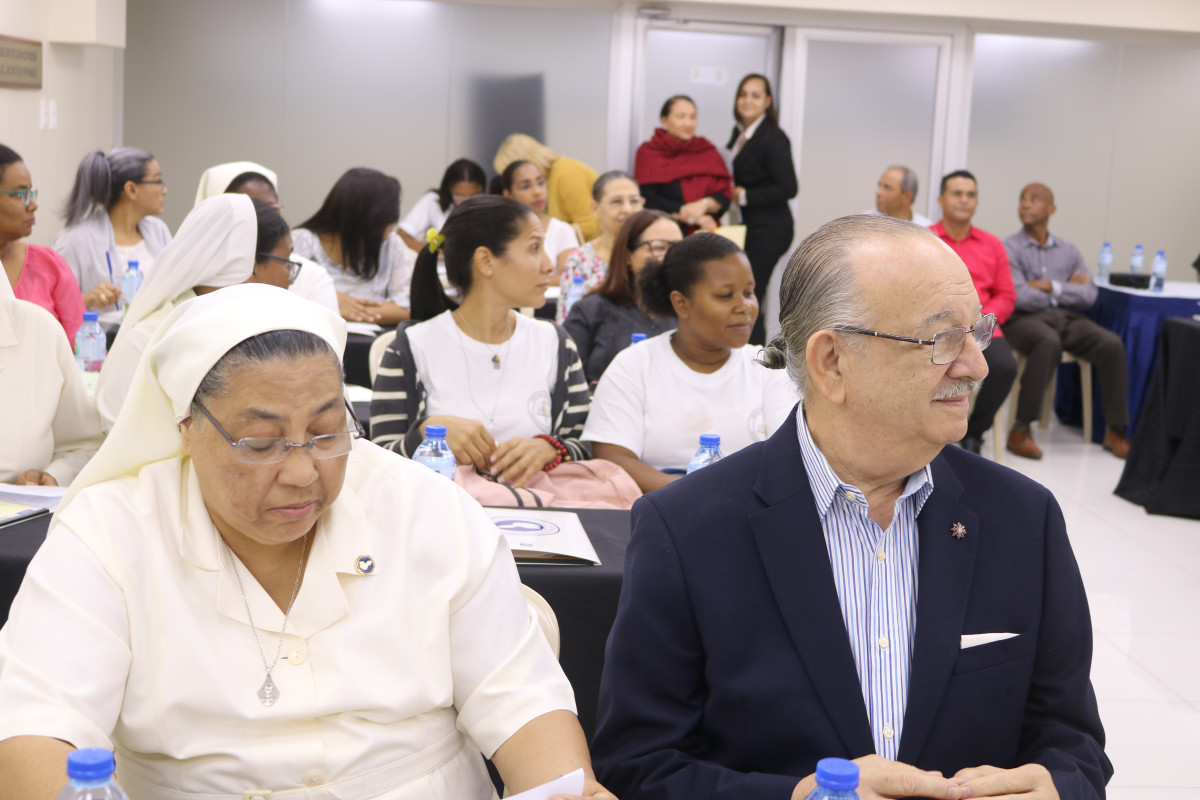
[635,128,732,203]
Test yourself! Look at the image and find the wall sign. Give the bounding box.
[0,35,42,89]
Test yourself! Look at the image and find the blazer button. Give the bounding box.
[287,645,307,665]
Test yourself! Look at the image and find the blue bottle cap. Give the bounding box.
[631,333,647,344]
[424,425,447,438]
[1157,250,1165,256]
[128,260,139,269]
[82,311,99,322]
[699,433,720,447]
[66,747,115,781]
[572,275,584,284]
[814,757,859,791]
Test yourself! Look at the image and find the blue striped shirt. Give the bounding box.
[795,410,934,760]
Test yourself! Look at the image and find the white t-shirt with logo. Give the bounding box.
[583,331,798,471]
[407,310,558,442]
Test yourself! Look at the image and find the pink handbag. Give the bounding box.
[454,460,642,510]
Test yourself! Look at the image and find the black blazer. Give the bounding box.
[593,406,1111,800]
[730,121,798,227]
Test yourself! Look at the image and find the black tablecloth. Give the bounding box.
[343,332,380,390]
[1115,317,1200,518]
[0,507,629,740]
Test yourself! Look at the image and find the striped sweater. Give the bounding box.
[370,318,592,461]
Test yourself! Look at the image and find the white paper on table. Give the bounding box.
[345,321,384,337]
[485,509,601,566]
[0,483,67,510]
[343,383,374,404]
[506,768,585,800]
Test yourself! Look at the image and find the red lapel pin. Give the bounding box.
[951,522,967,539]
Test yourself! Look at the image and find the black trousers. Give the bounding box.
[1004,308,1129,427]
[744,217,794,346]
[966,336,1017,439]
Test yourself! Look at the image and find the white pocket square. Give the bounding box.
[960,632,1018,649]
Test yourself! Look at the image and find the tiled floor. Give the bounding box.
[979,420,1200,796]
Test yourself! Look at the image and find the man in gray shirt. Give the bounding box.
[1003,183,1130,459]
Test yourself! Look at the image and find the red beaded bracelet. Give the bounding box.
[535,434,569,471]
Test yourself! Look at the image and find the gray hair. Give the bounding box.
[592,170,636,202]
[757,214,940,396]
[191,330,342,414]
[62,146,155,226]
[889,165,919,200]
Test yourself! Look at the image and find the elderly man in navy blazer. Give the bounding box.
[592,214,1110,800]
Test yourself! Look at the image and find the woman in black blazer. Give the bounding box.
[727,74,798,345]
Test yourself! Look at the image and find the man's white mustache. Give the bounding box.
[933,379,981,400]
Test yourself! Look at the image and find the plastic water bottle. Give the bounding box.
[413,424,456,480]
[119,259,143,318]
[1150,250,1167,292]
[1129,244,1145,275]
[563,275,585,316]
[686,434,723,474]
[1096,242,1112,284]
[802,757,860,800]
[54,748,129,800]
[630,333,647,345]
[75,311,106,397]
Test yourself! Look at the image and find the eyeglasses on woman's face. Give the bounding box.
[0,188,37,208]
[833,313,996,365]
[194,399,364,465]
[633,239,677,258]
[255,252,303,285]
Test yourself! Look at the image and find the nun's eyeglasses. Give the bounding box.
[193,400,364,464]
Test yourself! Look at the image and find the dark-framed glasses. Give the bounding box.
[194,399,364,465]
[634,239,678,257]
[256,253,303,284]
[833,313,996,365]
[135,178,166,187]
[0,188,37,207]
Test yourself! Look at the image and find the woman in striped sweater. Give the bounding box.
[370,195,590,487]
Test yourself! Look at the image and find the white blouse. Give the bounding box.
[0,299,102,484]
[0,441,573,798]
[583,331,798,471]
[292,228,415,308]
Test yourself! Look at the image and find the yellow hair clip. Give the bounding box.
[426,228,447,254]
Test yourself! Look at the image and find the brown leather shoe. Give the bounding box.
[1007,427,1043,460]
[1103,430,1131,459]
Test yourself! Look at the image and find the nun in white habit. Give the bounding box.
[194,161,338,314]
[0,275,101,486]
[0,284,612,800]
[94,193,256,431]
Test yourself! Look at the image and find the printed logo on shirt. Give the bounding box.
[747,407,767,441]
[528,390,552,430]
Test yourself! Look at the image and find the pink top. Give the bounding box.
[13,243,86,343]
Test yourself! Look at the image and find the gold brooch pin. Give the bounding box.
[355,555,376,575]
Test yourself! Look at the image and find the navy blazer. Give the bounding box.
[593,406,1111,800]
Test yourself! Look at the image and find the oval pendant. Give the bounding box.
[258,674,280,707]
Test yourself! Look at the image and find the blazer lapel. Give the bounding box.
[897,453,979,763]
[748,411,876,755]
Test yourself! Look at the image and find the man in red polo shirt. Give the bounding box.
[931,170,1016,455]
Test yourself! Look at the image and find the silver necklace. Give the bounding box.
[453,309,513,369]
[452,316,511,429]
[221,533,309,707]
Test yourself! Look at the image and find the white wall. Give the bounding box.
[0,1,118,246]
[122,0,613,232]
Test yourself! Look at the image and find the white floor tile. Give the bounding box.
[1107,634,1200,702]
[1098,701,1200,787]
[1108,788,1200,799]
[1091,634,1183,702]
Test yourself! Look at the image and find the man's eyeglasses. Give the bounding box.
[634,239,678,257]
[194,400,364,465]
[256,253,303,285]
[833,313,996,365]
[0,188,37,207]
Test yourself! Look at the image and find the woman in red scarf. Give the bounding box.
[635,96,732,232]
